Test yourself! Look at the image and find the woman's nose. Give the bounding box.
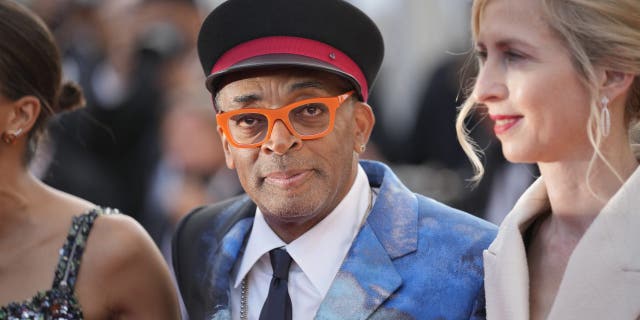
[473,60,508,104]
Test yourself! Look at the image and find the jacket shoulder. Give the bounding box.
[416,194,497,245]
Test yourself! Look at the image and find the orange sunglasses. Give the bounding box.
[217,91,354,148]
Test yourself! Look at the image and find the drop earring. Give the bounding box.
[600,96,610,137]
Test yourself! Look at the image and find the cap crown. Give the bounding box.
[197,0,384,97]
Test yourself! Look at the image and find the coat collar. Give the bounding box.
[485,163,640,320]
[359,160,418,259]
[483,177,548,320]
[315,160,418,319]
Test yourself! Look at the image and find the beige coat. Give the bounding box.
[484,165,640,319]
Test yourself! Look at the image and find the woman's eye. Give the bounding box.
[505,50,525,62]
[475,47,527,65]
[475,49,488,63]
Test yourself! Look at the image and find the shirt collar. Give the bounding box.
[233,164,372,297]
[232,211,285,288]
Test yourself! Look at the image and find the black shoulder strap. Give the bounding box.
[172,194,256,320]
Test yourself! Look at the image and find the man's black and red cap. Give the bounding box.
[197,0,384,102]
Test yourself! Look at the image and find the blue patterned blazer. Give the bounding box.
[173,160,497,320]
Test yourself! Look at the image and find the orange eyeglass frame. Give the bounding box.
[216,91,355,148]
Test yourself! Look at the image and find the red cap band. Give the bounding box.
[210,36,369,101]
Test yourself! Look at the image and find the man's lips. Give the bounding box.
[489,114,523,135]
[263,170,312,188]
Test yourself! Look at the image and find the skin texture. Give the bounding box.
[474,0,638,318]
[215,68,375,243]
[0,94,180,319]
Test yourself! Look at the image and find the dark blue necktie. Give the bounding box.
[259,248,293,320]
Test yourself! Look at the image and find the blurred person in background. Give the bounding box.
[458,0,640,318]
[0,0,179,318]
[31,0,200,224]
[144,57,242,253]
[144,58,243,320]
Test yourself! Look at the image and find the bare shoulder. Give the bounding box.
[76,211,180,319]
[89,211,151,256]
[36,185,180,318]
[80,210,165,285]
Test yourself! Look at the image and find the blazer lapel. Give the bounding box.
[484,178,550,320]
[316,161,418,320]
[315,223,403,320]
[548,166,640,319]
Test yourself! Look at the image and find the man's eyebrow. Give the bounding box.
[232,93,261,104]
[224,80,326,107]
[290,81,325,92]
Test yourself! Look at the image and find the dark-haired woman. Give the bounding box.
[0,0,180,318]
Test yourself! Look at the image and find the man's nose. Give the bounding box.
[261,119,302,155]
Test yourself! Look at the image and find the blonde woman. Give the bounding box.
[0,1,180,318]
[456,0,640,318]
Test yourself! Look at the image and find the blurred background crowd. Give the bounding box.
[21,0,536,274]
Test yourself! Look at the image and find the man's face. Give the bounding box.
[215,68,374,240]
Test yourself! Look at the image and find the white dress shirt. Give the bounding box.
[230,164,373,320]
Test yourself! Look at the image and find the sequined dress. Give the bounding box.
[0,207,117,320]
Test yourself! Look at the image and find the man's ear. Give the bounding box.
[352,101,375,154]
[5,96,41,135]
[218,126,236,169]
[600,69,635,104]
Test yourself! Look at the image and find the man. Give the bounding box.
[172,0,497,319]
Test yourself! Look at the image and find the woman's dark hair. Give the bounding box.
[0,0,85,162]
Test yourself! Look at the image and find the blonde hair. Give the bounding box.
[456,0,640,185]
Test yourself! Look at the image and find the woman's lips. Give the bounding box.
[490,114,523,135]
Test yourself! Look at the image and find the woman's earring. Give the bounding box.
[1,128,23,145]
[359,144,366,153]
[600,96,610,137]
